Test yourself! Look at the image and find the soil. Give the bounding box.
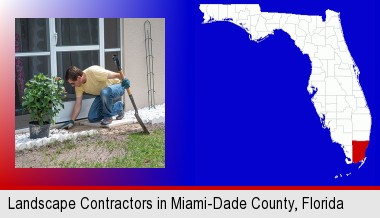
[15,123,164,168]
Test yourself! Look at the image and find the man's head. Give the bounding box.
[65,66,84,87]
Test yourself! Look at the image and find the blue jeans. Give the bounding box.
[87,84,125,123]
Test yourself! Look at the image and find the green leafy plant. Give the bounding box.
[22,73,65,126]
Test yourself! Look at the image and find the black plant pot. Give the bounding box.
[29,121,50,139]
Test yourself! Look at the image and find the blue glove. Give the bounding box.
[58,120,74,129]
[121,78,130,89]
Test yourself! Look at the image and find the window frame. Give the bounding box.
[15,18,122,126]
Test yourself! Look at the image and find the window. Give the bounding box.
[15,18,122,129]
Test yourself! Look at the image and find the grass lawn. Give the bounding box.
[64,128,165,168]
[16,126,165,168]
[104,129,165,168]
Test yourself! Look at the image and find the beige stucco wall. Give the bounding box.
[121,18,165,110]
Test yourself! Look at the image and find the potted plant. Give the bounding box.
[22,73,65,139]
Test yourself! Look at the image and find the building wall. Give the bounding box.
[122,18,165,110]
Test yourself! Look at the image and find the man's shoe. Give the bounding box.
[116,103,125,120]
[101,117,113,125]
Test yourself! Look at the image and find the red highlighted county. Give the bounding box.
[352,141,369,163]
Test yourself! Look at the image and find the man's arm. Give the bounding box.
[70,95,83,121]
[57,95,82,130]
[107,71,124,80]
[107,71,130,89]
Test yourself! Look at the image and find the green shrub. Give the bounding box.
[22,73,65,126]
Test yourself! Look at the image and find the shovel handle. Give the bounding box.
[114,54,126,82]
[117,69,132,96]
[116,69,133,96]
[113,55,132,95]
[113,54,121,71]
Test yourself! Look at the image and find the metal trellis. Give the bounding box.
[144,20,155,109]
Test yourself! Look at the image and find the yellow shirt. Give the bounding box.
[75,65,120,97]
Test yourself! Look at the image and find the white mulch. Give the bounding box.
[123,103,165,124]
[15,129,98,151]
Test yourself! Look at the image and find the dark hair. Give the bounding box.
[65,66,83,81]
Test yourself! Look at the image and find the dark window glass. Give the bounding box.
[105,18,120,48]
[56,19,99,46]
[105,52,121,72]
[15,18,49,52]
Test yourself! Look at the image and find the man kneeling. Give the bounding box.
[60,65,130,129]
